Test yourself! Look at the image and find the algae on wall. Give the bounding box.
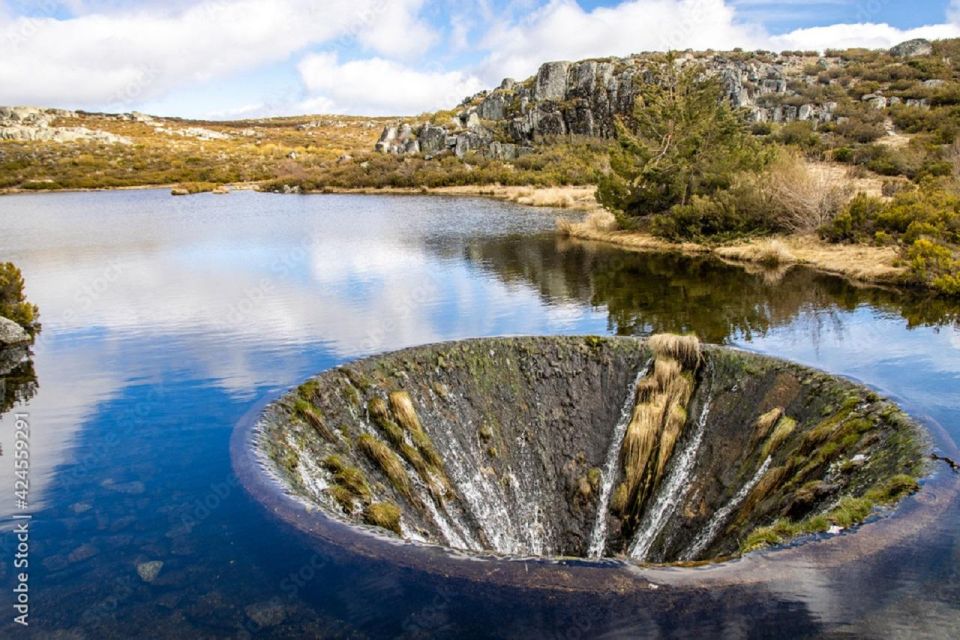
[255,335,927,563]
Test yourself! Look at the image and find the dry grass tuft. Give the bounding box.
[738,239,796,267]
[652,357,683,390]
[389,391,423,434]
[617,342,697,520]
[389,390,446,475]
[656,403,688,480]
[647,333,702,369]
[367,396,392,428]
[515,187,576,208]
[293,398,335,442]
[765,151,853,233]
[621,400,668,497]
[736,465,790,524]
[761,416,798,459]
[556,208,618,236]
[363,501,402,535]
[755,407,784,441]
[357,434,412,500]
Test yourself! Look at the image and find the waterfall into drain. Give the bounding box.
[681,456,773,561]
[586,361,652,558]
[251,336,926,565]
[628,391,712,560]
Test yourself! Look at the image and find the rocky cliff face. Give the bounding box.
[375,40,932,159]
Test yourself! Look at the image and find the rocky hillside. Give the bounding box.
[0,108,389,191]
[375,38,942,160]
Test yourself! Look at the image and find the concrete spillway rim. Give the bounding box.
[230,337,960,593]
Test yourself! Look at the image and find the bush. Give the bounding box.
[597,55,766,229]
[764,151,851,233]
[820,185,960,294]
[0,263,40,337]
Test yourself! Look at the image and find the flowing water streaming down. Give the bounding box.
[629,390,713,560]
[586,361,651,558]
[681,455,773,561]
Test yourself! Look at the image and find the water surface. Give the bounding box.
[0,189,958,638]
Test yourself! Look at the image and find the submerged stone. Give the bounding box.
[253,336,927,564]
[136,560,164,583]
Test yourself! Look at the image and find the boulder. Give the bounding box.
[478,92,508,120]
[0,317,30,347]
[534,61,571,101]
[890,39,933,58]
[136,560,164,583]
[418,124,448,155]
[374,125,398,153]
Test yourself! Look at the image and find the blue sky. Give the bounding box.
[0,0,958,118]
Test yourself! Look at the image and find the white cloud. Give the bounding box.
[475,0,960,86]
[297,53,484,115]
[478,0,764,83]
[354,0,437,60]
[0,0,437,108]
[770,22,960,52]
[3,0,960,116]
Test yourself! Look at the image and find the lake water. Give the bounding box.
[0,189,958,638]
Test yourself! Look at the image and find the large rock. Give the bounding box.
[0,106,130,144]
[478,92,508,120]
[534,61,571,101]
[890,39,933,58]
[418,124,448,155]
[0,317,30,347]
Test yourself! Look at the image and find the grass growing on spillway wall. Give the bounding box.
[255,335,927,563]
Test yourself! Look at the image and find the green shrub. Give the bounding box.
[597,55,766,229]
[0,263,40,337]
[820,185,960,294]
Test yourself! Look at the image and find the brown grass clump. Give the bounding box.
[764,152,853,233]
[647,333,702,369]
[389,390,445,472]
[621,401,668,497]
[293,398,335,442]
[389,391,423,434]
[357,434,412,500]
[656,403,688,480]
[556,208,618,236]
[617,340,699,523]
[611,482,629,513]
[652,357,683,390]
[734,465,790,525]
[761,416,798,459]
[729,239,796,267]
[363,501,402,535]
[367,396,392,428]
[754,407,784,441]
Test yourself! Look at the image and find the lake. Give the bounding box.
[0,189,958,638]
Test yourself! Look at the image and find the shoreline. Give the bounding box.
[1,181,910,289]
[562,224,906,288]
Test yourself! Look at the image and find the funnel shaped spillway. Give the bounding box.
[254,336,926,563]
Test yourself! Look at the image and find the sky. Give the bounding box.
[1,0,959,119]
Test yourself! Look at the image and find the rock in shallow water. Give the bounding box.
[136,560,164,583]
[0,316,30,347]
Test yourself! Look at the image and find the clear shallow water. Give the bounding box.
[0,189,957,638]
